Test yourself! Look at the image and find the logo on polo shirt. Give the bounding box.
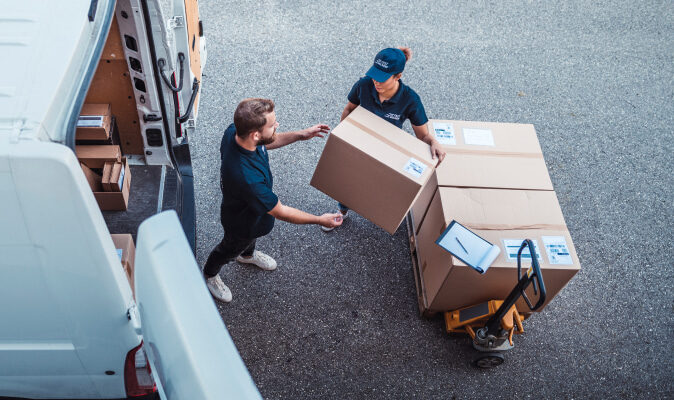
[384,113,401,120]
[374,58,389,68]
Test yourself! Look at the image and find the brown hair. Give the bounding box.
[398,47,412,61]
[233,98,275,138]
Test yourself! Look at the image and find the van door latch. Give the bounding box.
[144,114,162,123]
[127,305,142,335]
[168,16,184,29]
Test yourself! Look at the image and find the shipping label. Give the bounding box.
[77,115,104,128]
[463,128,495,146]
[542,236,573,265]
[432,122,456,145]
[503,239,542,262]
[403,158,427,179]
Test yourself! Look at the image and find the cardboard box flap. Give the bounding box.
[340,106,437,167]
[429,119,543,155]
[438,187,566,228]
[435,154,554,190]
[80,163,102,192]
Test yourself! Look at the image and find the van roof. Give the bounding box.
[0,1,113,141]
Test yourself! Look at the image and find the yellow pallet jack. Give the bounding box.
[444,239,546,368]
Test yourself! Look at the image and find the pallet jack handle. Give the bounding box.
[517,239,547,311]
[481,240,546,336]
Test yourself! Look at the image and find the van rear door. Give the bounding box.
[134,211,261,399]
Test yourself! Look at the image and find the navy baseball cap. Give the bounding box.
[365,48,406,82]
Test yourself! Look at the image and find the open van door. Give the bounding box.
[134,211,261,400]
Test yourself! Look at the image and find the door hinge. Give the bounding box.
[167,16,184,29]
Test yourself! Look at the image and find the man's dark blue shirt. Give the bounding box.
[347,77,428,129]
[219,123,278,239]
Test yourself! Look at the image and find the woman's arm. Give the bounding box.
[413,123,446,163]
[341,101,358,121]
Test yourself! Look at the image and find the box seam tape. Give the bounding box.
[344,117,435,169]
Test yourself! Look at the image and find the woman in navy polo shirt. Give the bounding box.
[322,47,446,231]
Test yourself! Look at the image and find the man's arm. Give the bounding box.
[341,101,358,121]
[268,200,343,228]
[265,124,330,150]
[413,123,446,163]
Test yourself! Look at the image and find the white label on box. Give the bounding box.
[117,165,125,190]
[542,236,573,265]
[116,249,123,261]
[463,128,495,146]
[77,115,104,128]
[403,158,427,178]
[432,122,456,145]
[503,239,542,262]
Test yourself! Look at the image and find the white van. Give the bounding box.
[0,0,260,398]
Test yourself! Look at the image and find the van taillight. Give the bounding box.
[124,342,157,397]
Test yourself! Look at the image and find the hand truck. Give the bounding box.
[444,239,547,368]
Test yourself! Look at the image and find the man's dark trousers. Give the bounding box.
[203,231,256,278]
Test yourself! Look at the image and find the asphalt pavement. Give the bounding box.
[190,1,674,398]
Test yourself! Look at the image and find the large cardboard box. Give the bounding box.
[111,233,135,297]
[416,187,580,313]
[94,157,131,210]
[311,106,438,234]
[76,104,112,141]
[410,120,554,232]
[76,145,121,169]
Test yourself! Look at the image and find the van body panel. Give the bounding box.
[135,211,262,400]
[0,140,139,398]
[0,0,115,143]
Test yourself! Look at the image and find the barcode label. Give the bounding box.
[543,236,573,265]
[502,239,542,262]
[432,122,456,145]
[403,158,427,178]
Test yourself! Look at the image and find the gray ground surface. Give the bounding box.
[190,1,673,398]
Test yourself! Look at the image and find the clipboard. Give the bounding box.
[435,220,501,274]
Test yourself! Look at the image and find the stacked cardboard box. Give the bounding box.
[311,106,438,234]
[77,145,131,211]
[76,104,112,141]
[415,187,580,313]
[410,120,553,232]
[410,119,579,314]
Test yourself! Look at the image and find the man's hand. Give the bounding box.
[430,140,447,163]
[318,213,343,229]
[299,124,330,141]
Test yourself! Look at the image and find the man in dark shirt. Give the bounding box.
[203,98,343,302]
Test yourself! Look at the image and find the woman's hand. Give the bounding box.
[430,139,446,163]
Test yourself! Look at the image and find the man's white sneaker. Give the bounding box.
[321,210,348,232]
[206,274,232,303]
[236,250,277,271]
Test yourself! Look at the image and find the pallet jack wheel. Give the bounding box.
[473,352,505,369]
